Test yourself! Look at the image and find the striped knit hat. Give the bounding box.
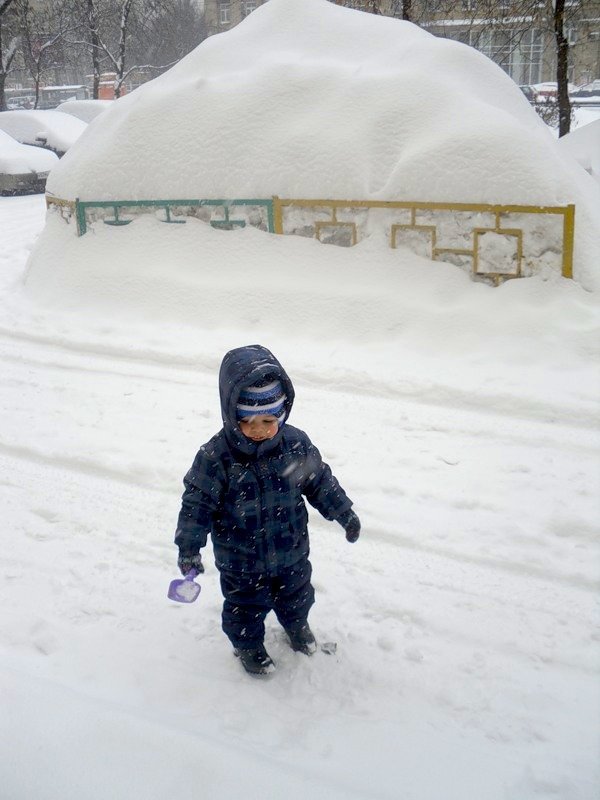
[236,377,287,425]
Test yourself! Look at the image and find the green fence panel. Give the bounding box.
[74,198,274,236]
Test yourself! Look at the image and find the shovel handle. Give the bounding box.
[184,568,198,581]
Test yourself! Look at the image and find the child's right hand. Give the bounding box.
[177,552,205,576]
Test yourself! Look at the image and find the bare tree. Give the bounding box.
[102,0,135,97]
[64,0,132,98]
[65,0,186,100]
[84,0,104,97]
[0,0,18,110]
[16,0,74,108]
[143,0,206,67]
[550,0,572,136]
[337,0,587,135]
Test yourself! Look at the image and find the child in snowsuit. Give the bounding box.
[175,344,360,675]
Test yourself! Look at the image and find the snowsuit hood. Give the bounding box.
[218,344,295,458]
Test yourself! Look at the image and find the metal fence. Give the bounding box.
[46,195,575,284]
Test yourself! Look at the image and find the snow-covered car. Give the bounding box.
[520,82,579,104]
[6,96,34,110]
[0,110,87,157]
[570,81,600,103]
[519,84,536,102]
[55,99,113,123]
[0,128,58,195]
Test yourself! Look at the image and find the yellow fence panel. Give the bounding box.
[274,198,575,284]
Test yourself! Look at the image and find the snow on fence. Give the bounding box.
[46,195,575,285]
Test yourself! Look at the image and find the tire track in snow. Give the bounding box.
[0,324,597,431]
[0,439,172,494]
[0,350,196,387]
[3,350,597,463]
[3,431,597,595]
[361,523,600,593]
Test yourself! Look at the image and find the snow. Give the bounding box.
[41,0,600,286]
[41,0,563,205]
[558,119,600,185]
[2,187,600,800]
[1,1,600,797]
[0,110,87,154]
[0,129,58,175]
[172,579,201,602]
[55,100,114,123]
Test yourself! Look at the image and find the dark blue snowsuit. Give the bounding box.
[175,344,354,649]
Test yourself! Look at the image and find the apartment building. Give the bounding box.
[205,0,599,86]
[204,0,269,35]
[417,1,600,86]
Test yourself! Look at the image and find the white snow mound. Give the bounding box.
[557,119,600,185]
[41,0,599,286]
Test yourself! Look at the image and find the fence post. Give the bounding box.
[272,196,283,234]
[562,204,575,279]
[75,199,87,237]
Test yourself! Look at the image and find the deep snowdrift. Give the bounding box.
[42,0,600,286]
[558,118,600,185]
[23,212,600,379]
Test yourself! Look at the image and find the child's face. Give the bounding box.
[239,415,279,442]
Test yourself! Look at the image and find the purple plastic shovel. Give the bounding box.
[167,569,201,603]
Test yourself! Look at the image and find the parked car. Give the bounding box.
[56,99,113,123]
[0,110,87,157]
[570,81,600,102]
[6,96,34,110]
[0,128,58,195]
[519,85,536,102]
[519,82,578,104]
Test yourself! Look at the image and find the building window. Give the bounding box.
[514,28,544,85]
[219,2,231,24]
[565,25,578,45]
[449,27,544,86]
[243,0,259,14]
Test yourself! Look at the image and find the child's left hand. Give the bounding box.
[340,509,361,543]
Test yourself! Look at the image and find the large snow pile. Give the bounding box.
[42,0,599,286]
[45,0,581,205]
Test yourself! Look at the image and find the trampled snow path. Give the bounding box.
[1,196,599,799]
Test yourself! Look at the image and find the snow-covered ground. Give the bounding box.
[2,1,600,796]
[1,194,599,800]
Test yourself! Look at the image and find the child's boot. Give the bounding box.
[285,621,317,655]
[234,644,276,675]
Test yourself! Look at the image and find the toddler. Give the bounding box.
[175,344,360,675]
